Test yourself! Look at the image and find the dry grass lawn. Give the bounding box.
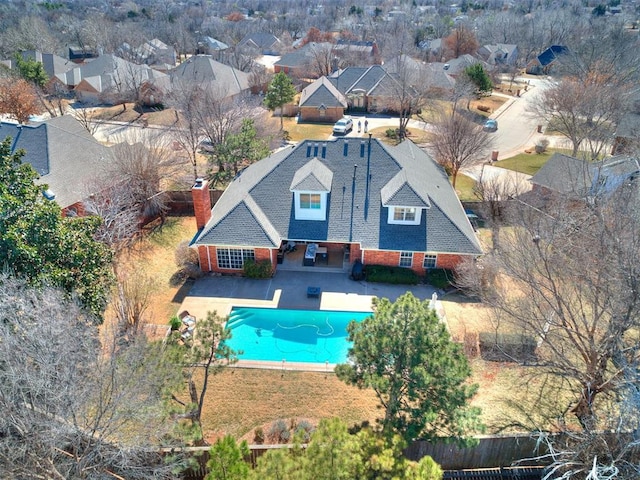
[281,117,333,142]
[193,368,380,443]
[117,217,197,330]
[88,103,178,127]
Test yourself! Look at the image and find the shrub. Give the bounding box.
[425,268,454,289]
[535,138,550,154]
[385,128,398,139]
[168,316,181,331]
[478,332,537,362]
[253,427,264,444]
[365,265,419,285]
[175,240,202,279]
[243,259,273,279]
[295,420,314,442]
[267,419,290,443]
[477,105,490,112]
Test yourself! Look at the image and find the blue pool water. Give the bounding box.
[224,307,371,364]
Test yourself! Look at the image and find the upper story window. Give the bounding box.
[388,206,421,225]
[294,191,327,220]
[300,193,321,210]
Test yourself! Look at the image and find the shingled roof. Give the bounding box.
[0,115,110,208]
[194,138,481,255]
[299,77,347,108]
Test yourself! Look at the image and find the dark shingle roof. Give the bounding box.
[195,139,481,255]
[537,45,568,67]
[1,116,110,208]
[299,77,347,108]
[530,153,593,196]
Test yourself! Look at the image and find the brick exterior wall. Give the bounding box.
[299,107,344,123]
[198,246,276,275]
[363,249,468,273]
[435,253,465,270]
[192,179,212,230]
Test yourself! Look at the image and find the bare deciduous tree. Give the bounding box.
[458,184,640,478]
[431,108,493,187]
[85,140,177,250]
[0,276,184,479]
[529,74,626,159]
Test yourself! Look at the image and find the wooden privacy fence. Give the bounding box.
[405,433,545,470]
[174,433,548,480]
[164,189,223,216]
[443,466,544,480]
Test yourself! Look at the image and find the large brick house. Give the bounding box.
[191,138,481,275]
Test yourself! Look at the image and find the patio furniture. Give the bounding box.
[307,286,321,298]
[304,243,318,266]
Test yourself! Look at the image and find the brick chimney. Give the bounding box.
[192,178,212,230]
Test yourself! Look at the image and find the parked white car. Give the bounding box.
[333,117,353,134]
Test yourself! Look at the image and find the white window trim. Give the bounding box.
[399,251,413,267]
[423,254,437,269]
[216,248,255,270]
[294,191,327,220]
[388,206,422,225]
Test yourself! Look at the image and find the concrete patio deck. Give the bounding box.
[177,270,442,371]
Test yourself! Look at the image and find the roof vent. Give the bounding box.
[193,178,204,188]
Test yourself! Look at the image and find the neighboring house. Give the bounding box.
[190,138,482,275]
[68,46,99,63]
[0,115,110,215]
[418,38,444,61]
[328,65,393,112]
[198,36,230,55]
[136,38,177,67]
[165,55,250,99]
[613,95,640,154]
[432,54,487,77]
[237,32,282,55]
[313,57,453,114]
[274,42,330,77]
[55,54,168,104]
[530,152,640,200]
[526,45,569,75]
[274,41,381,78]
[332,40,381,65]
[478,44,518,66]
[298,76,348,122]
[1,50,74,85]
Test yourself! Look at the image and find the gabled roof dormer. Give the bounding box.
[290,156,333,221]
[381,170,430,225]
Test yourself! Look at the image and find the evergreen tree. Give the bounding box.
[14,54,48,87]
[0,138,113,318]
[336,292,483,445]
[264,72,296,130]
[463,64,493,96]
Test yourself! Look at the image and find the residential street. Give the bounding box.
[488,76,552,160]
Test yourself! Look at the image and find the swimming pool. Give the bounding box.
[224,307,371,364]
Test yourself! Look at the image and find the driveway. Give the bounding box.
[178,270,438,322]
[327,114,432,141]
